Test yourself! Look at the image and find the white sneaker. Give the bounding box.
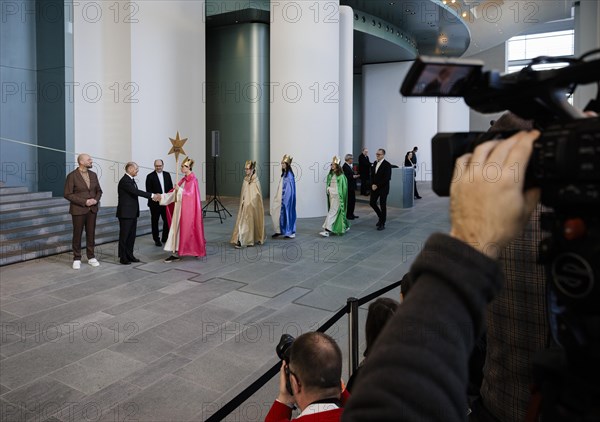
[285,234,296,239]
[319,231,330,237]
[88,258,100,267]
[72,260,81,270]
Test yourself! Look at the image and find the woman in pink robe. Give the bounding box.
[160,157,206,262]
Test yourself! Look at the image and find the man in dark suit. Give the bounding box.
[411,146,422,199]
[145,159,173,246]
[117,162,161,265]
[342,154,359,220]
[370,148,392,231]
[358,147,371,195]
[64,153,103,270]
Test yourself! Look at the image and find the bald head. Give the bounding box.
[77,154,93,170]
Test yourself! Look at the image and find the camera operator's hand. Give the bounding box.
[276,362,295,408]
[449,130,541,258]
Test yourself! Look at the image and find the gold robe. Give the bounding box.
[230,173,266,247]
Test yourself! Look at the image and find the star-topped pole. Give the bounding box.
[168,131,188,184]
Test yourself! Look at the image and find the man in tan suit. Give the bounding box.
[64,154,103,269]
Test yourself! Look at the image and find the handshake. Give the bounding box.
[152,193,162,202]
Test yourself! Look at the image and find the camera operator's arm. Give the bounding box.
[342,132,540,422]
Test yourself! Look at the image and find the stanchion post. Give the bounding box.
[347,297,360,379]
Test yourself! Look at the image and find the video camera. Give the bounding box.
[400,49,600,421]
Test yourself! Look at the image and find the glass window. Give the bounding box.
[507,30,574,62]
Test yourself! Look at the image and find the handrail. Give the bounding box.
[0,136,157,172]
[205,278,403,422]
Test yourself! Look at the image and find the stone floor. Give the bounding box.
[0,183,450,421]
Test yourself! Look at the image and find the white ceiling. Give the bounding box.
[463,0,574,57]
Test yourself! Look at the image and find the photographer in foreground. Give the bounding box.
[342,131,541,421]
[266,332,349,421]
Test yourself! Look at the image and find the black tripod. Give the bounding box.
[202,156,231,223]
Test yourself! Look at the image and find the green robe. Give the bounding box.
[326,172,349,235]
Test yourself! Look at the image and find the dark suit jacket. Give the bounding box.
[343,162,356,191]
[64,169,102,215]
[116,175,153,219]
[371,159,392,190]
[145,170,173,207]
[358,153,371,178]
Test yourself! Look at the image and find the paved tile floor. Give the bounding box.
[0,183,450,421]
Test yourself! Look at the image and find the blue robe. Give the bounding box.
[271,169,296,236]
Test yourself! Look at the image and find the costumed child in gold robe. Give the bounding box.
[231,160,266,248]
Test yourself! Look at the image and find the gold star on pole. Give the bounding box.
[168,131,188,162]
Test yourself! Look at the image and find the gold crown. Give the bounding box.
[182,157,195,169]
[282,154,293,165]
[245,160,256,170]
[332,156,341,165]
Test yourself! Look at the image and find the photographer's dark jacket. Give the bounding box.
[342,234,503,422]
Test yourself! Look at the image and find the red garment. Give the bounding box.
[166,172,206,257]
[265,390,349,422]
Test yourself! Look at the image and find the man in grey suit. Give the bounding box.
[117,162,160,265]
[145,159,173,246]
[64,153,103,270]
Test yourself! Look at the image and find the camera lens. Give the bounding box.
[276,334,295,362]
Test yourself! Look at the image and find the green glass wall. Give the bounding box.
[205,23,270,197]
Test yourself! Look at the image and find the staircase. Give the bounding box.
[0,186,151,266]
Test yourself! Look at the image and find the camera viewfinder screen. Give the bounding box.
[410,64,477,96]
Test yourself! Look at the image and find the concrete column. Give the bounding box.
[73,1,205,206]
[574,0,600,112]
[339,5,353,158]
[270,0,340,218]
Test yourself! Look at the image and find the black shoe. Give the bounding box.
[120,260,131,265]
[272,233,281,238]
[376,221,382,227]
[164,255,181,263]
[415,196,422,199]
[347,216,355,220]
[130,257,141,263]
[377,224,385,231]
[154,240,162,247]
[161,238,168,243]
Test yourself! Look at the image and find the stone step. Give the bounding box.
[0,186,29,195]
[0,217,152,266]
[0,201,74,219]
[0,196,69,211]
[0,212,124,241]
[0,207,116,230]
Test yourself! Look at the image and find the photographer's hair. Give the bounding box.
[489,112,534,132]
[289,332,342,392]
[364,298,400,357]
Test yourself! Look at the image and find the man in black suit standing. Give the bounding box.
[370,148,392,231]
[411,146,422,199]
[358,147,371,196]
[145,159,173,246]
[342,154,359,220]
[117,162,161,264]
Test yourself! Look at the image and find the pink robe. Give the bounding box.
[163,172,206,257]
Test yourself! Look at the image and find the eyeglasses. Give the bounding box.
[375,153,383,156]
